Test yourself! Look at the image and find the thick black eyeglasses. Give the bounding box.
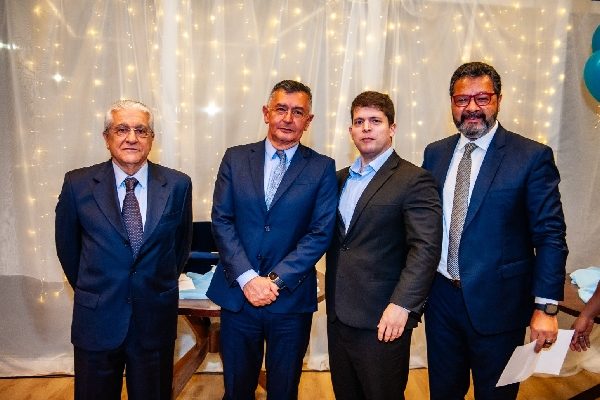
[452,92,497,107]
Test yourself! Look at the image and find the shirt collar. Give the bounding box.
[349,146,394,176]
[457,120,498,152]
[265,138,298,162]
[112,161,149,189]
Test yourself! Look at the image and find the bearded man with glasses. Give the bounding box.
[55,99,193,400]
[422,62,568,399]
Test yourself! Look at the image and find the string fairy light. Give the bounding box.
[0,0,575,303]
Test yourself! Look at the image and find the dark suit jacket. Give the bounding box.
[206,140,337,314]
[55,160,193,351]
[422,124,568,335]
[326,151,442,330]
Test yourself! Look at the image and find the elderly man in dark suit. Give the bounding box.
[422,62,568,399]
[206,80,337,400]
[55,99,193,400]
[326,91,443,400]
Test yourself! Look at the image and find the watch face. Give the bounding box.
[545,304,559,315]
[268,272,277,280]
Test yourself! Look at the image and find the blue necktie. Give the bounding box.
[122,177,144,258]
[265,150,287,210]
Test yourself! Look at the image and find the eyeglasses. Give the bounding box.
[451,92,497,107]
[269,106,308,119]
[109,124,153,138]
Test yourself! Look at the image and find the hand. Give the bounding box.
[377,303,409,342]
[530,309,558,353]
[570,315,594,352]
[242,276,279,306]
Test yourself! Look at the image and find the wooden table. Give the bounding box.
[172,299,221,399]
[172,271,325,399]
[558,280,600,400]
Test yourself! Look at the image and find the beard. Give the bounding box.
[453,110,498,140]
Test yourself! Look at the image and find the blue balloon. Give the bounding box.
[593,25,600,52]
[584,51,600,102]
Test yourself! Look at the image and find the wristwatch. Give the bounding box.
[534,303,559,316]
[268,272,285,289]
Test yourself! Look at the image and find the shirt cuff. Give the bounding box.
[535,297,558,305]
[236,269,259,289]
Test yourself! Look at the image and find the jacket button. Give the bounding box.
[265,225,271,232]
[257,255,263,260]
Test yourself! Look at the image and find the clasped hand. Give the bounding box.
[243,276,279,306]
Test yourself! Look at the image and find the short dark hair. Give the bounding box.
[269,80,312,108]
[449,62,502,96]
[350,91,395,125]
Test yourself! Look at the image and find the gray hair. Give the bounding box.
[267,80,313,109]
[103,99,154,133]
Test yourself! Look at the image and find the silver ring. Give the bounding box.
[579,335,586,340]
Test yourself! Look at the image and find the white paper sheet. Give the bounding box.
[496,329,574,387]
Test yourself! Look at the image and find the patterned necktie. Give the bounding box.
[447,142,478,280]
[122,177,144,258]
[265,150,287,210]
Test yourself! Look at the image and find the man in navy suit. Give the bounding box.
[422,62,568,399]
[206,80,337,400]
[55,100,193,400]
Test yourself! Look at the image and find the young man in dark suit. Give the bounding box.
[422,62,568,399]
[206,80,337,400]
[55,99,193,400]
[326,91,443,400]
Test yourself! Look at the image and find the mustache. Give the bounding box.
[460,111,486,123]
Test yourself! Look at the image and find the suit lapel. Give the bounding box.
[345,152,400,237]
[92,160,128,241]
[432,135,460,196]
[249,141,267,213]
[143,161,170,243]
[464,126,506,229]
[336,168,351,238]
[268,143,310,211]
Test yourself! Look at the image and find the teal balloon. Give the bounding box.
[593,25,600,52]
[584,52,600,102]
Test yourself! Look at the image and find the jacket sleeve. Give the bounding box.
[211,148,256,284]
[527,146,568,300]
[176,176,193,274]
[272,159,338,291]
[55,173,82,288]
[390,170,443,314]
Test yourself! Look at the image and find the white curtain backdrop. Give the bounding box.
[1,0,600,377]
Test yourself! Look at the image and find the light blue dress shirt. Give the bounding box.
[112,161,149,227]
[236,139,299,289]
[338,147,394,232]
